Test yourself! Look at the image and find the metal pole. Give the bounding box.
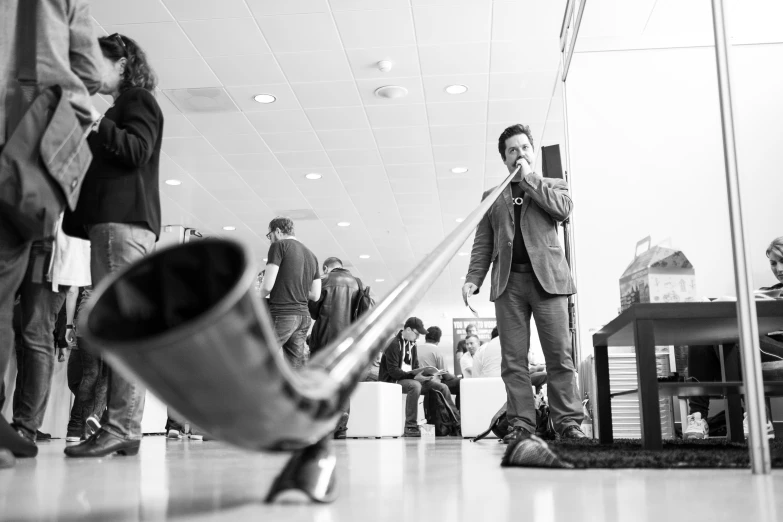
[709,0,770,474]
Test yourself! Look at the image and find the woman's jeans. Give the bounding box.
[89,223,155,441]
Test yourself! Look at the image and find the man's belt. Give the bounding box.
[510,263,533,274]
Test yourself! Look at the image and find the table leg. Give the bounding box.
[721,344,744,443]
[594,344,613,444]
[634,320,662,450]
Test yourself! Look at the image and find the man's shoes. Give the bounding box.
[333,429,347,440]
[0,449,15,469]
[64,430,140,458]
[65,430,82,443]
[559,425,588,440]
[683,412,709,439]
[743,413,776,440]
[167,429,184,440]
[0,421,38,458]
[503,426,532,444]
[403,427,421,438]
[35,430,52,441]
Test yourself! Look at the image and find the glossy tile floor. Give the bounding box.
[1,436,781,522]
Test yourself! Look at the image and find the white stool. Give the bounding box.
[346,382,404,438]
[460,377,507,438]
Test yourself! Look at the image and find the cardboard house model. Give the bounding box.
[619,237,697,312]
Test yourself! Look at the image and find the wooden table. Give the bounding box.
[592,301,783,450]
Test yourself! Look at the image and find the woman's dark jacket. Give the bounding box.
[64,87,163,239]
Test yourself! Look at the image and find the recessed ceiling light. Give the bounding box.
[337,222,351,227]
[458,252,468,256]
[375,279,385,282]
[253,94,276,104]
[359,255,370,259]
[456,218,464,223]
[451,167,469,174]
[223,226,236,231]
[305,173,322,180]
[460,276,466,280]
[445,84,468,95]
[165,179,182,186]
[263,258,267,262]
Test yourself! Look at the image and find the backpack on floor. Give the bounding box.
[471,401,554,442]
[426,388,461,437]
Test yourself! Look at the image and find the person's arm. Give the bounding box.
[95,89,161,169]
[308,277,321,302]
[66,0,103,95]
[260,264,279,298]
[472,351,483,378]
[519,175,572,222]
[384,342,414,382]
[464,190,495,297]
[64,286,79,345]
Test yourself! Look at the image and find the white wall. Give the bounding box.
[567,42,783,358]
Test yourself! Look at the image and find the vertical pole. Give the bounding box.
[709,0,770,474]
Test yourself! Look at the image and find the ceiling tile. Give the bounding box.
[225,153,283,171]
[163,114,201,138]
[187,112,256,135]
[226,84,300,112]
[432,144,486,164]
[246,0,329,16]
[163,137,218,157]
[389,177,438,194]
[336,166,388,185]
[156,59,221,89]
[103,23,199,60]
[275,151,332,169]
[173,154,233,173]
[206,55,286,86]
[488,99,549,123]
[326,149,383,167]
[429,124,486,146]
[261,132,324,152]
[345,46,421,79]
[380,147,434,165]
[427,101,487,126]
[306,107,370,130]
[412,5,492,44]
[90,0,173,25]
[356,77,425,106]
[317,129,377,150]
[373,127,431,148]
[275,51,354,83]
[491,1,565,42]
[291,82,362,109]
[490,44,561,73]
[333,10,416,49]
[418,43,491,76]
[331,0,410,10]
[180,18,271,57]
[162,0,253,20]
[162,87,238,113]
[256,13,342,53]
[411,0,492,5]
[385,164,436,179]
[286,167,338,184]
[246,110,314,133]
[207,134,272,155]
[365,104,428,128]
[489,72,559,100]
[423,74,490,103]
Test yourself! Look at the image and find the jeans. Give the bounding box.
[272,314,311,370]
[89,223,155,441]
[0,226,30,406]
[398,378,457,429]
[11,255,68,438]
[495,271,583,434]
[66,345,108,437]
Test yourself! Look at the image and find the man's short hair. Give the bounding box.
[465,323,476,333]
[425,326,442,343]
[323,257,342,270]
[498,124,535,161]
[268,216,294,236]
[465,334,480,343]
[491,327,499,339]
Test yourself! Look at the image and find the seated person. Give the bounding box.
[473,327,547,391]
[379,317,457,438]
[460,335,481,378]
[684,236,783,440]
[418,326,461,399]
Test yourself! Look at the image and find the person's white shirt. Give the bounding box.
[472,337,502,378]
[460,351,474,377]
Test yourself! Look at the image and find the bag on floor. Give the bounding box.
[426,388,461,437]
[471,401,554,442]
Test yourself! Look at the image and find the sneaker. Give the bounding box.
[85,415,102,433]
[167,429,183,440]
[65,432,81,443]
[189,433,204,441]
[403,427,421,438]
[743,413,775,440]
[684,412,709,439]
[503,426,532,444]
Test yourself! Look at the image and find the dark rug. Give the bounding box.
[545,438,783,469]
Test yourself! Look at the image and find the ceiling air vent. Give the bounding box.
[162,88,238,113]
[273,209,319,221]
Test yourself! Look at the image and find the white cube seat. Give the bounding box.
[460,377,507,438]
[346,382,404,438]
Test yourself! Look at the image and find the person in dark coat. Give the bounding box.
[308,257,362,356]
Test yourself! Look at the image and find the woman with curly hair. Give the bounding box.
[63,33,163,458]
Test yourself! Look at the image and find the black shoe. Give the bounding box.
[64,429,140,458]
[0,420,37,458]
[503,426,532,444]
[403,427,421,438]
[36,430,52,441]
[333,429,347,440]
[559,425,588,440]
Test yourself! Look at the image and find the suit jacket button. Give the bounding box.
[507,241,512,246]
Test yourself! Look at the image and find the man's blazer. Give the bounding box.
[466,172,576,301]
